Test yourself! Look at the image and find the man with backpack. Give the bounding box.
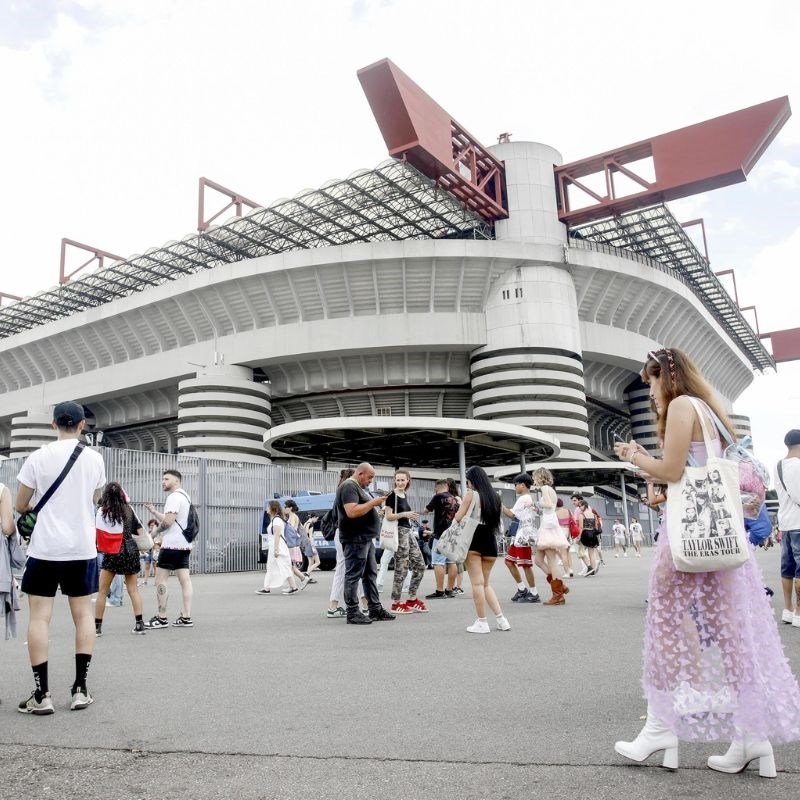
[144,469,196,629]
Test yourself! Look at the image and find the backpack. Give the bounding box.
[175,490,200,543]
[320,508,337,541]
[282,520,300,548]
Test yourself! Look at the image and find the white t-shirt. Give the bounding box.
[776,458,800,532]
[613,522,626,539]
[18,439,106,561]
[630,522,643,539]
[160,488,192,550]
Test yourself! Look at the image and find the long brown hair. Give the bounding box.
[641,348,735,442]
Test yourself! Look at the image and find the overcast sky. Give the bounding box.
[0,0,798,477]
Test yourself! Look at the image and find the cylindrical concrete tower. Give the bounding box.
[491,141,567,245]
[10,410,57,457]
[730,413,751,443]
[177,365,271,463]
[471,142,589,461]
[625,377,660,454]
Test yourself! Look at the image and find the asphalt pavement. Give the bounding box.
[1,545,798,800]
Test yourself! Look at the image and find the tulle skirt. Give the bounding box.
[642,517,800,742]
[536,510,569,550]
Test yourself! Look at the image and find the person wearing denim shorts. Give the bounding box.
[424,480,459,599]
[776,429,800,628]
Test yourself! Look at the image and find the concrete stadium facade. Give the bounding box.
[0,142,757,467]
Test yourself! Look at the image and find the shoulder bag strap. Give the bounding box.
[778,460,800,508]
[32,442,85,514]
[685,397,719,464]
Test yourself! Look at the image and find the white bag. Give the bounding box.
[436,492,481,563]
[666,397,750,573]
[379,493,399,553]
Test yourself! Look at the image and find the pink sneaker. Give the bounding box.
[406,598,429,613]
[390,601,413,614]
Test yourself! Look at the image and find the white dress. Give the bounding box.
[264,518,294,589]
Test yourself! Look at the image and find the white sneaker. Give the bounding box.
[496,615,511,631]
[782,609,794,624]
[466,619,490,634]
[300,575,311,590]
[793,614,800,628]
[623,553,628,558]
[614,554,619,558]
[636,553,642,557]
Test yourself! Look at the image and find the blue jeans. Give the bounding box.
[781,530,800,579]
[342,540,380,613]
[97,554,124,606]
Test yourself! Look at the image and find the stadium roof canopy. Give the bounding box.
[570,204,774,371]
[0,160,490,339]
[263,416,560,469]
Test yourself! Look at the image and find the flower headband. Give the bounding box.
[647,348,677,381]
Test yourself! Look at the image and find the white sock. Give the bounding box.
[478,617,487,623]
[528,585,538,595]
[517,582,526,591]
[495,612,505,619]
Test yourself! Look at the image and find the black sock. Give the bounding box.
[73,653,92,694]
[135,614,143,623]
[95,617,102,626]
[32,662,48,702]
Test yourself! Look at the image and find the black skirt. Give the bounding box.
[101,535,141,575]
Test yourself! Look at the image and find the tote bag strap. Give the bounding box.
[685,397,720,463]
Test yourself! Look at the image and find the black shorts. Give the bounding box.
[157,548,191,571]
[21,557,99,598]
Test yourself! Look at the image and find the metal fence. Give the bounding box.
[0,448,438,574]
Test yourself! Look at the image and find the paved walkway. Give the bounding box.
[1,546,798,799]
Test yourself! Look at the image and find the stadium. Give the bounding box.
[0,59,790,500]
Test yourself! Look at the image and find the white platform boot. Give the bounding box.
[707,738,776,778]
[614,711,679,769]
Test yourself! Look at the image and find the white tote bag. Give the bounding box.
[666,397,749,573]
[436,492,481,563]
[379,494,399,553]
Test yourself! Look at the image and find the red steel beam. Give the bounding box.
[198,177,261,233]
[556,96,791,226]
[60,238,125,285]
[357,58,507,222]
[760,328,800,364]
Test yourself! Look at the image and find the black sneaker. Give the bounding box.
[132,620,146,635]
[368,607,397,621]
[511,589,525,602]
[144,615,169,629]
[425,590,447,599]
[519,590,541,603]
[451,587,464,595]
[347,612,372,625]
[443,589,456,598]
[95,623,102,637]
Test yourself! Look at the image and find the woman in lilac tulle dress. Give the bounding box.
[613,347,800,778]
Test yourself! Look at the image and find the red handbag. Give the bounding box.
[96,509,123,554]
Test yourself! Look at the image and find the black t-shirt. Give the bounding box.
[385,491,412,529]
[425,491,459,538]
[335,480,381,544]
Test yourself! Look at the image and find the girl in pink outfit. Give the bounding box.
[613,347,800,777]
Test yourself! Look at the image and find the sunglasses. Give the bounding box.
[647,348,677,381]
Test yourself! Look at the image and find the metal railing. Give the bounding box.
[0,448,438,573]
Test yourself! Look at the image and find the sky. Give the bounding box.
[0,0,798,478]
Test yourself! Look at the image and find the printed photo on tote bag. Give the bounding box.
[666,397,749,573]
[436,493,481,563]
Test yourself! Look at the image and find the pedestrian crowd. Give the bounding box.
[3,344,800,782]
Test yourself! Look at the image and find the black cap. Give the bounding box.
[785,429,800,447]
[52,401,85,428]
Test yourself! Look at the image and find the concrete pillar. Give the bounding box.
[177,366,271,463]
[10,409,57,457]
[488,141,567,246]
[471,264,590,462]
[625,377,660,454]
